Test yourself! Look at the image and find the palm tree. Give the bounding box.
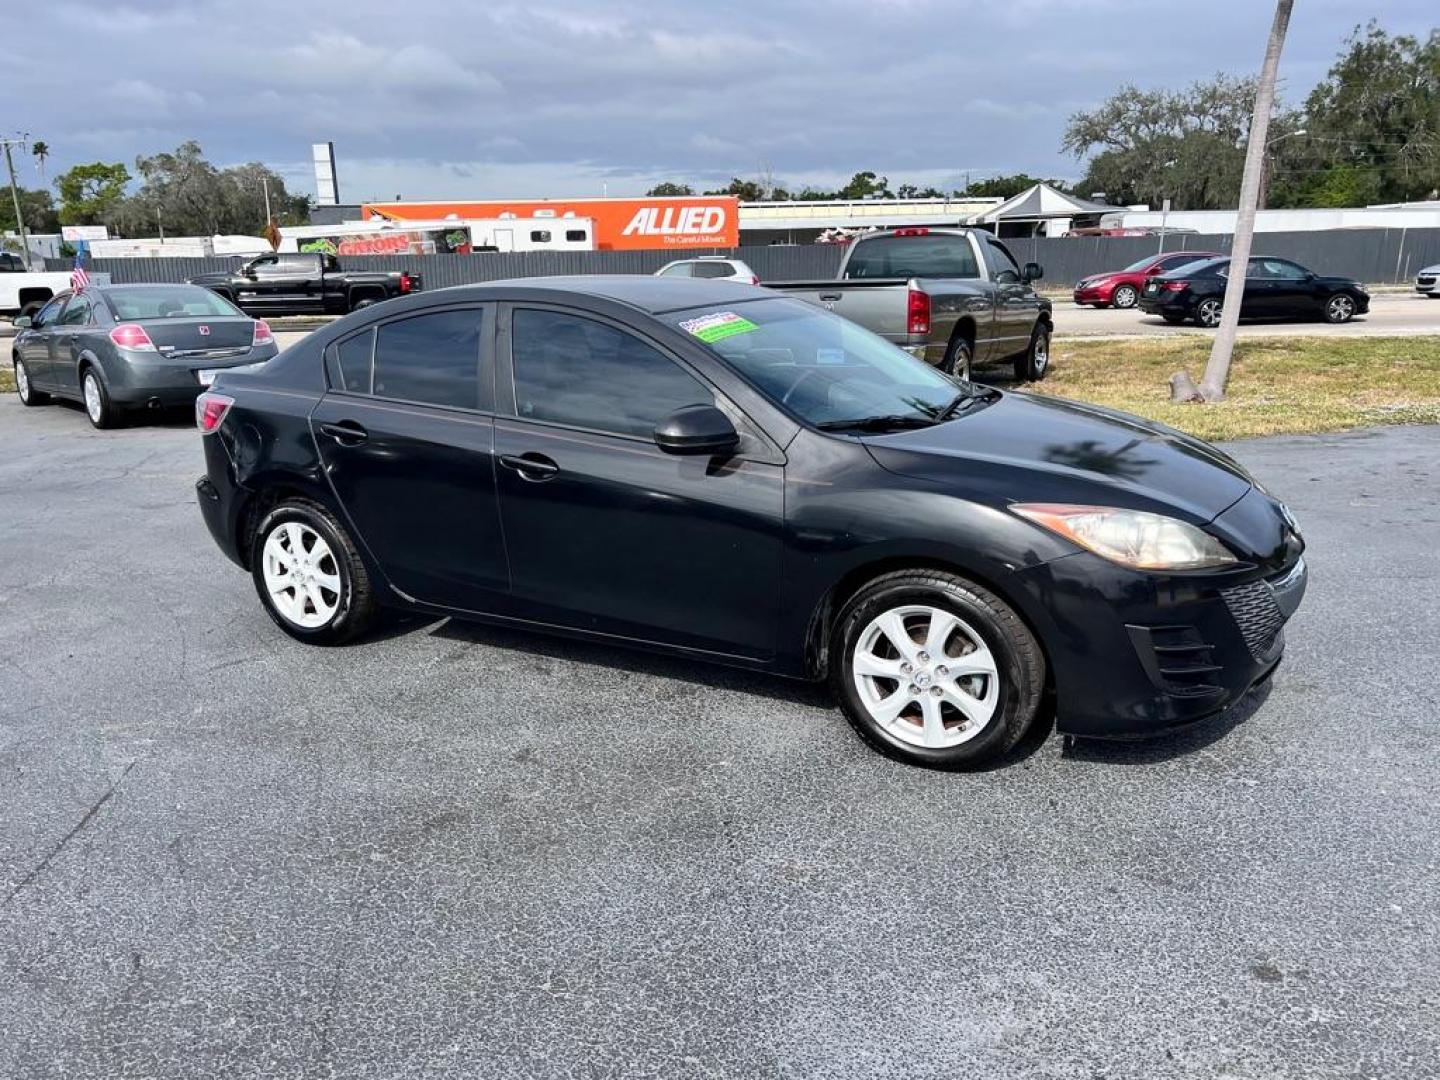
[31,140,49,181]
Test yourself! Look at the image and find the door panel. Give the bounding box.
[312,396,509,610]
[492,419,784,658]
[982,240,1039,361]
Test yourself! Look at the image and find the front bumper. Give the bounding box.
[1073,282,1113,305]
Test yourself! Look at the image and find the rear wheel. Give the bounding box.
[942,334,973,380]
[348,293,383,313]
[1324,293,1357,324]
[82,367,120,429]
[830,570,1046,769]
[1013,323,1051,382]
[251,498,379,644]
[14,358,49,405]
[1195,298,1223,328]
[1111,284,1139,309]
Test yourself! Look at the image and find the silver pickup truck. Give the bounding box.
[767,227,1054,381]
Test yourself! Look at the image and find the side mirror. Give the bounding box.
[654,404,740,457]
[12,315,32,329]
[1022,262,1044,283]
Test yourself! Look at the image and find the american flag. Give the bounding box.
[71,249,91,290]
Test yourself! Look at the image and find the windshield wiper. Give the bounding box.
[815,415,938,433]
[934,387,998,423]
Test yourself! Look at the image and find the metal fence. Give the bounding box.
[48,228,1440,288]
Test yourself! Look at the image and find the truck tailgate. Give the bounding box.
[765,278,916,342]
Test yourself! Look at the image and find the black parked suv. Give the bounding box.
[188,252,420,317]
[194,277,1306,770]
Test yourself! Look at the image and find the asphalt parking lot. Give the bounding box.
[2,396,1438,1079]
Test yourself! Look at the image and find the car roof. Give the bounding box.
[429,275,773,314]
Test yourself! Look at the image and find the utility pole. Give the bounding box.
[1193,0,1294,402]
[262,176,273,228]
[2,135,33,269]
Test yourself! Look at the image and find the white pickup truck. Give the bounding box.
[1,261,111,318]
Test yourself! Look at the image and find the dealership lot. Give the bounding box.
[1,396,1437,1078]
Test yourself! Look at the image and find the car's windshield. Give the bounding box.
[669,298,973,429]
[104,286,245,320]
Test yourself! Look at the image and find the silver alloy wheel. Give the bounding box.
[15,361,29,401]
[261,522,343,629]
[1197,299,1223,328]
[851,604,1000,749]
[1032,330,1049,374]
[83,372,103,422]
[1112,284,1138,308]
[1327,294,1355,322]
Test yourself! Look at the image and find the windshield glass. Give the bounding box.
[669,298,969,428]
[104,286,246,320]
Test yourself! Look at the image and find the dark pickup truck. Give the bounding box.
[768,228,1053,381]
[188,252,420,317]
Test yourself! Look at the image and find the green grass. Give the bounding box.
[1034,336,1440,441]
[0,365,12,393]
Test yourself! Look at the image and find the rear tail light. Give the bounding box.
[907,287,931,336]
[1164,281,1189,292]
[750,275,760,285]
[196,392,234,434]
[252,319,273,345]
[399,272,413,294]
[109,323,156,351]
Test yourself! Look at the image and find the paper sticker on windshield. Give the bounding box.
[679,311,758,343]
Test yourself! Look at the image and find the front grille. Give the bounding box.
[1221,579,1286,660]
[1418,275,1436,285]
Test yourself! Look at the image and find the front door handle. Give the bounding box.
[499,453,559,480]
[319,420,368,446]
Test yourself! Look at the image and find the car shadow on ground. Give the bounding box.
[1060,679,1272,766]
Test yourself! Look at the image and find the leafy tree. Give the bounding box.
[896,183,946,199]
[1269,23,1440,207]
[836,171,892,200]
[958,174,1067,200]
[31,140,50,181]
[109,142,310,236]
[0,187,60,234]
[645,182,694,196]
[1062,75,1258,209]
[704,177,768,201]
[55,161,132,225]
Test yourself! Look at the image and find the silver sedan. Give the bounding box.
[1417,263,1439,299]
[11,283,279,428]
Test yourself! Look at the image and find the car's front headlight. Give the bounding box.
[1012,503,1237,570]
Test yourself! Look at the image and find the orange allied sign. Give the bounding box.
[362,196,739,251]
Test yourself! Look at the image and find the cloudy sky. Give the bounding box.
[4,0,1432,204]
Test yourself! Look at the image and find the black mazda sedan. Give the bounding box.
[194,278,1306,769]
[1137,255,1369,327]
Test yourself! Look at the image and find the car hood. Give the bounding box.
[862,391,1253,524]
[1420,264,1440,275]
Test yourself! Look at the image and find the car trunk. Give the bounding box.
[141,317,256,359]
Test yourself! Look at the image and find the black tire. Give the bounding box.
[1111,284,1139,309]
[829,570,1046,769]
[1427,294,1440,300]
[349,295,381,313]
[1161,313,1187,325]
[80,366,121,429]
[1195,298,1223,328]
[13,357,50,405]
[1013,322,1051,382]
[1323,292,1357,324]
[941,334,973,380]
[250,498,379,645]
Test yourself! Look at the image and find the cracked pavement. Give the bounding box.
[1,395,1437,1079]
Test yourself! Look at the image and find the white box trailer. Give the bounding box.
[88,235,271,259]
[277,217,595,256]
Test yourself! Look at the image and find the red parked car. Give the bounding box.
[1073,251,1224,309]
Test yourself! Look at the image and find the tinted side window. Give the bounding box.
[985,241,1022,282]
[565,230,587,242]
[59,297,91,325]
[373,309,483,409]
[511,309,712,438]
[32,295,68,327]
[329,328,375,394]
[529,230,551,243]
[691,262,733,279]
[658,262,693,277]
[249,255,280,276]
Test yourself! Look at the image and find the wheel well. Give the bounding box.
[236,483,323,569]
[348,285,386,303]
[948,317,976,352]
[804,556,1052,684]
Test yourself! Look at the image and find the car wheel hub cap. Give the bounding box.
[16,364,28,398]
[84,376,101,419]
[261,522,342,629]
[851,604,999,749]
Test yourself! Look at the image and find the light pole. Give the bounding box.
[1259,128,1306,210]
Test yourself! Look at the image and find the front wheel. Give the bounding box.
[1195,298,1224,328]
[1111,284,1139,309]
[1013,323,1051,382]
[1324,293,1357,324]
[830,570,1046,769]
[942,335,973,380]
[14,358,49,405]
[251,499,379,644]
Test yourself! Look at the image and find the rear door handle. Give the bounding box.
[818,293,842,302]
[319,420,368,446]
[499,453,559,480]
